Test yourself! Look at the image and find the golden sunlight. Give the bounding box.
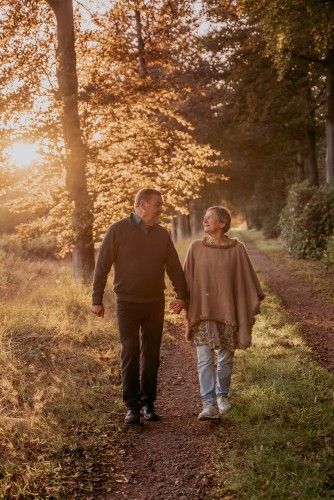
[6,142,40,168]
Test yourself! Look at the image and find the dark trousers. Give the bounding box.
[116,300,165,409]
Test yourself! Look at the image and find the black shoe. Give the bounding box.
[141,405,160,421]
[124,408,141,425]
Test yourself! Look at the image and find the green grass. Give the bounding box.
[193,232,334,499]
[235,228,284,257]
[239,228,334,306]
[210,291,334,498]
[1,233,333,498]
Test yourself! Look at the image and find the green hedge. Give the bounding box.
[323,232,334,267]
[279,182,334,259]
[247,176,285,238]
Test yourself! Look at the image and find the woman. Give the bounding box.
[184,206,265,421]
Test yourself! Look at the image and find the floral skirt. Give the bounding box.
[192,320,238,351]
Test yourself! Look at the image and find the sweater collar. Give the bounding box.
[202,235,237,249]
[130,212,154,235]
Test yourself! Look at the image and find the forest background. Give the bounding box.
[1,0,334,274]
[1,1,334,497]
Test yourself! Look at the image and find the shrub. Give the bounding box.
[262,213,281,239]
[322,231,334,267]
[247,176,285,238]
[279,182,334,259]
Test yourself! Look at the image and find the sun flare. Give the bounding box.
[6,142,40,168]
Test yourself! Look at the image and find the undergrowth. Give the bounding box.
[211,289,334,498]
[1,231,333,498]
[0,238,123,498]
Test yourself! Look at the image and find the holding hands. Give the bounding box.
[169,298,186,315]
[92,301,185,317]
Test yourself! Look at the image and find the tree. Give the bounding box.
[186,0,330,237]
[44,0,94,282]
[0,1,95,280]
[1,1,227,253]
[326,47,334,182]
[77,0,227,240]
[240,0,334,182]
[195,4,296,196]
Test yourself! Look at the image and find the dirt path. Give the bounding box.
[101,237,334,499]
[242,235,334,372]
[106,322,221,500]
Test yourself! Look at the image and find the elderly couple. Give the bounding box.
[91,189,264,424]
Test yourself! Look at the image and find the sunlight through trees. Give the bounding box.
[1,0,334,274]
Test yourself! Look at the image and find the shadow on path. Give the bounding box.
[107,323,226,500]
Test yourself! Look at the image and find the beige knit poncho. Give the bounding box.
[184,236,265,349]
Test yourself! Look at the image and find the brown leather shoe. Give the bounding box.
[124,408,141,424]
[141,405,160,421]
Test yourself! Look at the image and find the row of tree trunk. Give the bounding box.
[301,48,334,186]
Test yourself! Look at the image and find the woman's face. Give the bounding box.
[203,209,225,234]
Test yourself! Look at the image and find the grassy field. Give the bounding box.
[0,232,333,498]
[177,233,334,499]
[211,287,334,498]
[0,238,123,498]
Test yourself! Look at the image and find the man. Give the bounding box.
[91,188,187,424]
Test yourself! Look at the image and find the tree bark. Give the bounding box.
[45,0,95,282]
[296,153,305,183]
[326,47,334,183]
[135,9,148,78]
[170,215,177,242]
[189,199,204,235]
[306,121,319,186]
[176,212,191,240]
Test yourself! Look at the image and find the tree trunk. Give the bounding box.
[296,153,305,183]
[189,199,203,235]
[45,0,95,282]
[176,212,191,240]
[170,215,177,242]
[306,121,319,186]
[326,47,334,183]
[135,9,148,78]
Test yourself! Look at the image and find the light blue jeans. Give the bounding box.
[196,345,234,404]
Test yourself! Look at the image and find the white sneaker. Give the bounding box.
[217,395,231,413]
[198,403,219,421]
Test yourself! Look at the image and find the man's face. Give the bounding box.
[141,194,163,225]
[203,209,225,234]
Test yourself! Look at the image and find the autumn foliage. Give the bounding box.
[0,1,227,269]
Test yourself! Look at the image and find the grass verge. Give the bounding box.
[0,238,124,498]
[240,228,334,307]
[198,230,334,499]
[210,289,334,498]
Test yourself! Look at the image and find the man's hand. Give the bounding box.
[91,304,105,318]
[169,298,186,315]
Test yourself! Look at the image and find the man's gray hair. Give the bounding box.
[208,206,231,233]
[134,188,162,208]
